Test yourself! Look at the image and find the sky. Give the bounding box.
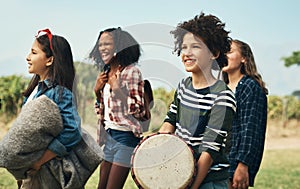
[0,0,299,96]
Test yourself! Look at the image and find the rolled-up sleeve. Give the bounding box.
[48,88,81,157]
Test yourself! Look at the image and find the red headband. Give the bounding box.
[35,28,53,51]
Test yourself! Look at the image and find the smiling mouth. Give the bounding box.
[183,59,195,65]
[182,54,195,64]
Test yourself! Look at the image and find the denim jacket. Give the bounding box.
[23,80,81,157]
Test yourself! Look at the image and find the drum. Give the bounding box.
[131,133,195,189]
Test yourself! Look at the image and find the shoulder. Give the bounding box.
[178,77,192,87]
[213,80,236,109]
[212,80,234,97]
[213,80,229,91]
[236,76,267,105]
[237,76,265,96]
[123,64,141,73]
[46,85,74,105]
[122,64,142,78]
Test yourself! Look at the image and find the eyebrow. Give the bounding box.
[181,42,203,46]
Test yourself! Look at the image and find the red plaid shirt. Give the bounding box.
[97,64,145,138]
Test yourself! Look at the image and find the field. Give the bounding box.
[1,120,300,188]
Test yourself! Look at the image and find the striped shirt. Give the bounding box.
[164,77,236,183]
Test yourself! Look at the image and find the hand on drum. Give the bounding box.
[158,122,176,134]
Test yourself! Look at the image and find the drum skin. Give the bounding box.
[131,133,195,189]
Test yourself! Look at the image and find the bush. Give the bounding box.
[0,75,28,122]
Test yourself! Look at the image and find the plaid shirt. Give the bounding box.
[228,75,268,186]
[97,64,145,138]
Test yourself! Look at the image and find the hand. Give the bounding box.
[27,150,56,176]
[26,168,38,177]
[232,163,249,189]
[158,122,175,134]
[26,161,42,176]
[32,161,42,171]
[94,72,108,94]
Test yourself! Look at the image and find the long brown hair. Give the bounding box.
[223,39,268,94]
[23,33,77,99]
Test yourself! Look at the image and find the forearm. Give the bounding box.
[159,122,175,133]
[191,152,213,189]
[32,149,57,170]
[94,90,102,102]
[94,72,108,101]
[237,122,261,164]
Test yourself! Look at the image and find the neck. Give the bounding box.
[227,71,244,91]
[109,61,120,72]
[39,71,49,81]
[191,71,216,89]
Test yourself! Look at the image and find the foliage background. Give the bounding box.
[0,61,300,188]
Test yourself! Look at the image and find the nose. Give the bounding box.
[99,44,106,52]
[26,53,31,61]
[182,47,192,56]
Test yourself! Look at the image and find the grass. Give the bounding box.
[254,149,300,189]
[1,149,300,189]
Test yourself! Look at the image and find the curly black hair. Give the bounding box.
[88,27,141,71]
[171,12,231,69]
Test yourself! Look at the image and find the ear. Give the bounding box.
[241,57,246,64]
[211,51,220,60]
[46,56,54,67]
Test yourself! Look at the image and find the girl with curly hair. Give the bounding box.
[89,27,146,189]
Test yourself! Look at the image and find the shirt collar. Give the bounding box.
[37,79,55,92]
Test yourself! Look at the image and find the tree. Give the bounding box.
[282,51,300,67]
[74,61,98,124]
[0,75,28,121]
[292,90,300,99]
[148,87,175,132]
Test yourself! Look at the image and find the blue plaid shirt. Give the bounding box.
[228,75,267,186]
[23,80,81,157]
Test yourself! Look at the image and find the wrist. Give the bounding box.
[237,162,248,170]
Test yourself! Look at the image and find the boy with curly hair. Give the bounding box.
[159,12,236,189]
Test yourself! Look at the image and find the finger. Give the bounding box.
[98,72,105,78]
[26,169,37,176]
[115,70,121,78]
[232,182,238,188]
[95,109,100,115]
[100,73,108,79]
[238,182,248,189]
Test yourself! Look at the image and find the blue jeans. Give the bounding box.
[199,179,228,189]
[103,129,141,167]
